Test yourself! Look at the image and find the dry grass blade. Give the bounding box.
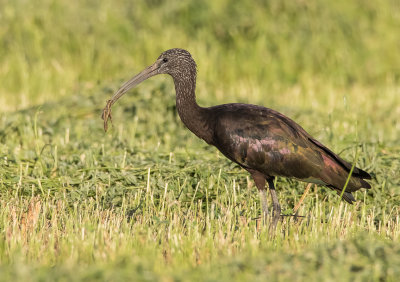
[102,100,113,132]
[293,183,313,214]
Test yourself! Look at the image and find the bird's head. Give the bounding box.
[102,48,196,131]
[157,48,196,76]
[109,49,195,103]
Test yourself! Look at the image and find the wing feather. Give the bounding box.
[211,104,371,194]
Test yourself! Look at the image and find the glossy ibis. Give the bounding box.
[102,48,371,220]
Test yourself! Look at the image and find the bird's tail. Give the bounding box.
[308,137,371,203]
[331,165,371,204]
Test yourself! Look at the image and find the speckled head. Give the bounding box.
[157,48,197,77]
[107,48,196,105]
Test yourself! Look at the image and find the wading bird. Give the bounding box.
[102,48,371,220]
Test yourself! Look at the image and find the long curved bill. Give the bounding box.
[102,62,159,132]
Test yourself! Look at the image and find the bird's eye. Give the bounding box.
[162,58,168,63]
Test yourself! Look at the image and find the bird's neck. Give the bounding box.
[173,75,213,144]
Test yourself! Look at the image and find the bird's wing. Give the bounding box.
[211,104,370,191]
[212,106,323,178]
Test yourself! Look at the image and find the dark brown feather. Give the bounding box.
[209,103,371,202]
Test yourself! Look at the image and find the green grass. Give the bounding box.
[1,0,400,281]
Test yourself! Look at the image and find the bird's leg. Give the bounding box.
[249,171,269,223]
[267,178,281,220]
[259,188,269,222]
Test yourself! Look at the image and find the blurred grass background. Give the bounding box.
[1,0,399,107]
[0,0,400,280]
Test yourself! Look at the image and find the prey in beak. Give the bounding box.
[102,61,160,131]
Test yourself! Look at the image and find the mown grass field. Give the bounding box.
[1,0,400,281]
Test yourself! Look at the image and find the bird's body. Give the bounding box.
[206,103,370,203]
[102,48,371,219]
